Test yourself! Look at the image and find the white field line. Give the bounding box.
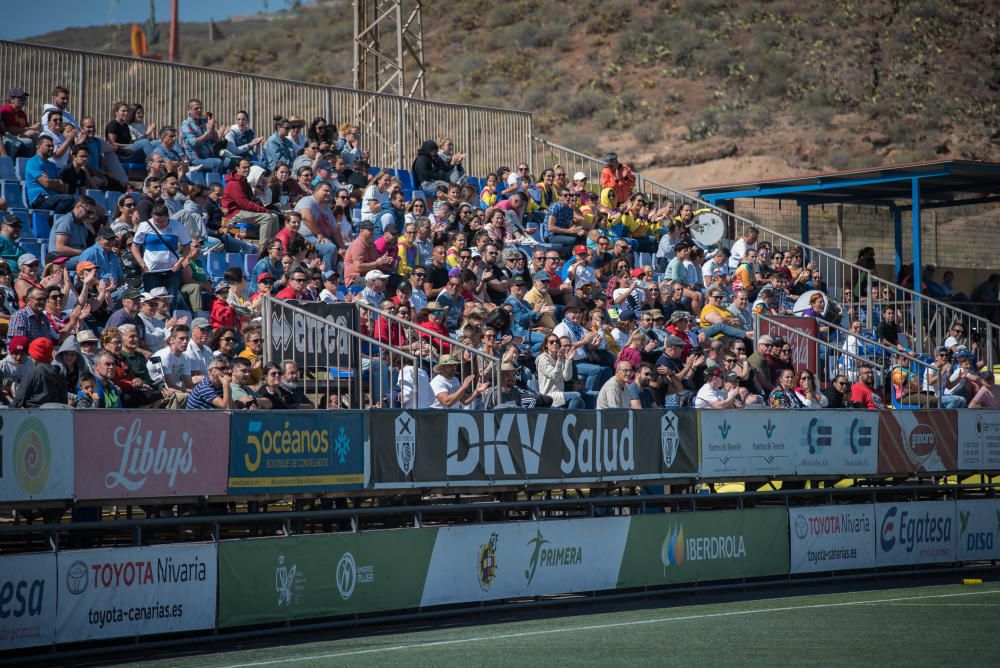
[216,588,1000,668]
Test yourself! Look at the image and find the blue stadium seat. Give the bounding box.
[31,210,52,239]
[85,189,107,211]
[8,208,29,228]
[15,158,28,181]
[402,188,413,202]
[369,166,379,177]
[206,252,228,277]
[105,191,123,212]
[225,253,244,269]
[187,172,207,187]
[1,182,25,209]
[243,253,259,275]
[206,173,224,187]
[396,169,414,190]
[20,239,40,258]
[0,156,16,182]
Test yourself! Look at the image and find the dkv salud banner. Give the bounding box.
[789,505,877,573]
[0,410,74,503]
[73,411,229,500]
[370,409,698,488]
[0,553,57,650]
[56,543,217,642]
[227,411,366,494]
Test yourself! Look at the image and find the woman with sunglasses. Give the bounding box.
[414,301,451,355]
[258,362,295,409]
[14,254,48,306]
[794,369,827,408]
[535,335,586,409]
[210,327,239,362]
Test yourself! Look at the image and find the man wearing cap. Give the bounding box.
[505,274,548,351]
[553,296,612,393]
[695,367,742,409]
[0,335,34,385]
[373,223,401,275]
[8,287,59,343]
[106,288,147,346]
[77,226,124,287]
[183,317,215,379]
[136,286,174,350]
[484,363,533,410]
[25,135,75,214]
[0,214,25,269]
[570,172,589,199]
[429,354,490,409]
[524,270,558,331]
[0,87,39,158]
[360,269,389,309]
[12,338,66,407]
[747,334,777,394]
[345,219,393,286]
[600,152,635,205]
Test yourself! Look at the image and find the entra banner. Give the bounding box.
[368,409,698,488]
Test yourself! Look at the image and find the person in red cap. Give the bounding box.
[0,334,34,385]
[12,338,67,407]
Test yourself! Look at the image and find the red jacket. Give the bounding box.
[222,172,267,216]
[211,298,237,330]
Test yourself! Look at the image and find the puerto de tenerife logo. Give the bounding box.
[660,524,685,573]
[478,532,499,592]
[394,411,416,476]
[3,416,53,495]
[275,554,304,607]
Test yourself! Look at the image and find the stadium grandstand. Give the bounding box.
[1,26,1000,663]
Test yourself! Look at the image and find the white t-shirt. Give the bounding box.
[729,238,754,269]
[133,219,191,273]
[695,383,726,408]
[319,288,340,304]
[400,366,433,409]
[361,184,389,222]
[430,373,461,409]
[552,321,587,361]
[183,340,213,376]
[147,346,193,389]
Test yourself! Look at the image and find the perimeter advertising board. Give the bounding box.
[957,499,1000,562]
[73,411,229,500]
[875,501,957,567]
[760,316,819,380]
[218,530,438,628]
[789,505,877,573]
[0,410,74,503]
[227,411,366,493]
[370,409,698,488]
[0,553,57,650]
[55,543,217,642]
[419,517,630,605]
[699,411,878,478]
[878,411,957,474]
[957,411,1000,470]
[268,301,357,368]
[616,509,788,588]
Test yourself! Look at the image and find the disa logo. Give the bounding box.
[660,524,685,572]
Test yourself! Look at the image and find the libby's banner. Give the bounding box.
[73,411,229,500]
[227,411,366,494]
[0,410,74,503]
[878,410,957,474]
[957,410,1000,471]
[0,553,57,649]
[699,410,878,478]
[369,409,699,488]
[55,543,217,643]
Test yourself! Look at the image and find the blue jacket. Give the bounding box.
[78,242,125,286]
[504,294,541,339]
[263,133,295,171]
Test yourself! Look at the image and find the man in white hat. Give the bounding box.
[360,269,388,308]
[429,354,490,409]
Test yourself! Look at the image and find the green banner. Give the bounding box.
[218,529,438,628]
[617,509,788,588]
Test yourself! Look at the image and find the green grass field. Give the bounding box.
[117,583,1000,667]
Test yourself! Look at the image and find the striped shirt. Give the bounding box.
[186,378,222,410]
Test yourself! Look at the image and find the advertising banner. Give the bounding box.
[957,499,1000,562]
[0,410,74,503]
[874,501,957,567]
[699,411,798,478]
[420,517,629,606]
[370,409,698,488]
[616,509,789,588]
[793,412,879,476]
[878,411,957,474]
[73,411,229,500]
[789,505,876,573]
[957,411,1000,470]
[218,529,438,628]
[760,316,819,380]
[55,543,217,643]
[268,301,357,368]
[228,411,365,493]
[0,553,57,650]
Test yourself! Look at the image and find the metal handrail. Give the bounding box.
[531,136,997,367]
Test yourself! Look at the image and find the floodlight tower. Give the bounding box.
[352,0,426,98]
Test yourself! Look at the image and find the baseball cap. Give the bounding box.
[191,317,211,330]
[617,309,637,322]
[7,87,28,100]
[257,272,274,283]
[213,281,230,293]
[75,261,98,273]
[8,335,28,354]
[17,253,39,267]
[573,244,588,256]
[511,274,528,287]
[665,335,687,347]
[1,213,21,227]
[573,171,587,181]
[723,371,740,383]
[705,367,724,379]
[97,227,116,239]
[668,311,690,324]
[323,270,339,282]
[365,269,389,281]
[630,268,645,278]
[123,288,141,300]
[531,270,550,282]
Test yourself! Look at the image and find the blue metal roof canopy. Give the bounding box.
[695,159,1000,292]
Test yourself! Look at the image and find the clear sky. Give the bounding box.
[0,0,291,40]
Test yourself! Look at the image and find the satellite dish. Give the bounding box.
[690,212,725,246]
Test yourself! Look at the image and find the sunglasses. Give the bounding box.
[220,337,236,342]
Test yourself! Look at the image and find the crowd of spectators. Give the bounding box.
[1,84,996,411]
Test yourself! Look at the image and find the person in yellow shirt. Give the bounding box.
[523,270,558,331]
[699,288,753,340]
